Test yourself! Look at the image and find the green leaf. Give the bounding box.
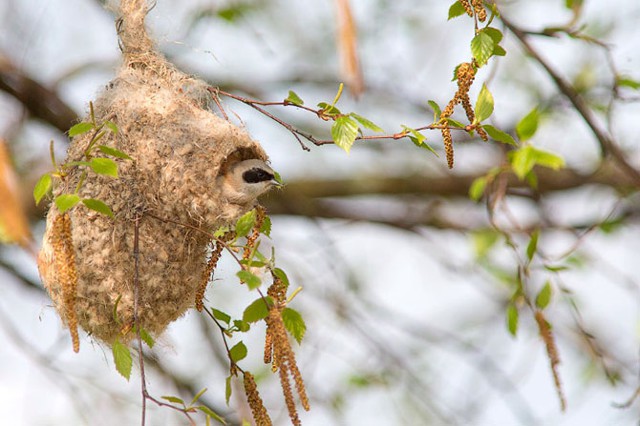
[90,157,118,178]
[617,76,640,90]
[428,100,442,122]
[285,90,304,106]
[197,405,227,425]
[229,341,248,363]
[82,198,114,217]
[448,1,467,20]
[161,395,185,405]
[33,173,52,205]
[213,226,231,238]
[242,297,273,323]
[506,304,519,337]
[469,177,487,201]
[317,102,341,116]
[98,145,132,160]
[471,31,494,66]
[104,120,119,134]
[235,209,256,238]
[139,327,155,348]
[112,339,133,380]
[212,308,231,324]
[535,281,553,309]
[471,229,500,259]
[331,116,359,153]
[526,229,539,262]
[233,319,250,332]
[401,125,425,144]
[68,122,94,137]
[191,388,208,406]
[445,118,465,128]
[350,113,384,133]
[482,125,517,146]
[237,270,261,289]
[482,27,503,44]
[225,375,232,405]
[474,84,494,123]
[511,145,564,180]
[282,307,306,344]
[273,268,290,288]
[54,194,81,213]
[260,215,272,237]
[531,148,565,171]
[516,108,539,141]
[493,45,507,57]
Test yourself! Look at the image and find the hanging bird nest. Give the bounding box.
[38,0,268,347]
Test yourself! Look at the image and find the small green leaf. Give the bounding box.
[104,120,119,134]
[98,145,132,160]
[445,118,465,128]
[197,405,227,425]
[428,100,442,122]
[90,157,118,177]
[139,327,155,348]
[112,339,133,380]
[544,264,569,272]
[535,281,553,309]
[493,45,507,56]
[237,270,261,289]
[482,125,517,146]
[350,113,384,133]
[469,177,487,201]
[68,122,94,137]
[229,341,248,363]
[282,307,306,344]
[225,375,232,405]
[516,108,539,141]
[474,84,494,123]
[531,148,565,171]
[191,388,208,406]
[161,395,185,405]
[448,1,467,19]
[54,194,81,213]
[242,297,273,323]
[510,146,536,180]
[506,304,519,337]
[471,31,495,66]
[33,173,52,205]
[273,267,290,288]
[317,102,341,116]
[526,229,539,262]
[233,319,250,332]
[285,90,304,106]
[82,198,114,217]
[482,27,503,44]
[471,229,500,259]
[235,209,256,238]
[617,76,640,90]
[331,116,359,153]
[213,226,231,238]
[260,215,272,237]
[212,308,231,324]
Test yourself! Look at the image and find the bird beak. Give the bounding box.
[270,178,284,188]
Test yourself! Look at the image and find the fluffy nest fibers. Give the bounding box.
[38,0,269,348]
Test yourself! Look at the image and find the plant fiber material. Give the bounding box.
[38,0,268,345]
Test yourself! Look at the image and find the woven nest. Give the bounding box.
[38,0,268,345]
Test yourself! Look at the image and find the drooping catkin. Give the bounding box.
[472,0,487,22]
[243,206,266,260]
[458,0,473,17]
[51,213,80,352]
[534,310,566,411]
[265,307,310,426]
[195,231,235,311]
[243,371,273,426]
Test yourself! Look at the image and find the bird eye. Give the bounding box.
[243,168,274,183]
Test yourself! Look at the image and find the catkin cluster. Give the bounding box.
[534,310,566,411]
[439,62,488,168]
[262,275,309,426]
